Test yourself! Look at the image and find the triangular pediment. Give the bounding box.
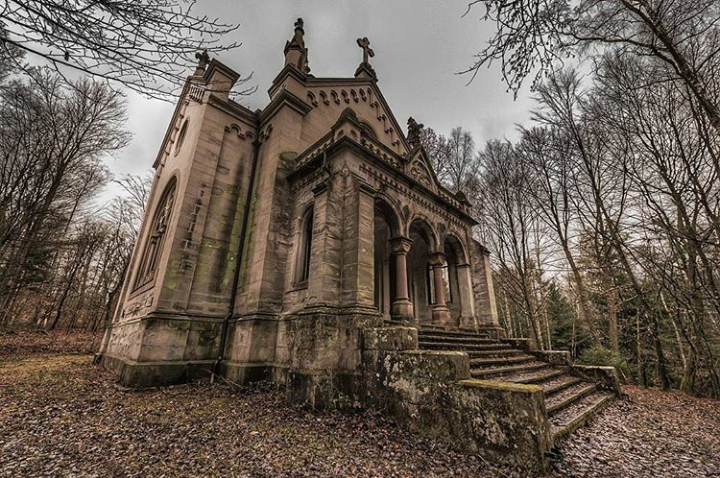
[405,146,442,193]
[302,78,411,156]
[267,68,411,157]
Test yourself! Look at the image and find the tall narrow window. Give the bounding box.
[134,179,177,289]
[295,207,314,284]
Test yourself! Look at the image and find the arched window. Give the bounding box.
[134,179,177,289]
[295,206,314,284]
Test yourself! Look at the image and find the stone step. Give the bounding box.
[418,334,499,344]
[540,375,584,396]
[418,328,490,339]
[502,367,567,385]
[466,349,527,359]
[469,354,536,368]
[419,341,509,352]
[546,382,597,415]
[551,392,615,443]
[470,361,549,379]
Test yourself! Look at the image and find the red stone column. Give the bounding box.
[429,252,451,327]
[390,237,413,320]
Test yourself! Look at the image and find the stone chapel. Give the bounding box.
[99,19,619,471]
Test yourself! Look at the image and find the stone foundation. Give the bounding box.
[99,314,222,387]
[285,310,383,408]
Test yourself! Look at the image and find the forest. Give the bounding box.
[424,0,720,399]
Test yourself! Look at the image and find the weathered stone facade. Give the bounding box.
[100,19,500,393]
[98,20,617,471]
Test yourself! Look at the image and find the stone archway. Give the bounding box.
[373,198,401,318]
[444,234,475,329]
[407,218,446,326]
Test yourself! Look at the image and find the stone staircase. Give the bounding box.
[418,328,615,443]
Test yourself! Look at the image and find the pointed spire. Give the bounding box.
[284,18,310,74]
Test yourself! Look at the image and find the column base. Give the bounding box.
[391,299,414,318]
[459,315,477,330]
[431,306,452,327]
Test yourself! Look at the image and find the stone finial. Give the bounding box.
[355,37,377,79]
[194,50,210,76]
[284,17,310,74]
[407,117,424,147]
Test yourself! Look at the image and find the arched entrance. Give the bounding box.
[373,200,396,317]
[408,219,435,325]
[444,235,475,328]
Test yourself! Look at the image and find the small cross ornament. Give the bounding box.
[356,37,374,64]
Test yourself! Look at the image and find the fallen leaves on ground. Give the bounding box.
[552,385,720,478]
[0,329,98,358]
[1,331,719,478]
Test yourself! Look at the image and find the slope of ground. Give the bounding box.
[1,331,718,478]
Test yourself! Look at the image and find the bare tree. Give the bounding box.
[0,72,129,325]
[478,140,553,349]
[465,0,720,134]
[1,0,251,99]
[421,126,481,192]
[515,124,603,347]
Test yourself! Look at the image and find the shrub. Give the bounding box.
[577,346,633,382]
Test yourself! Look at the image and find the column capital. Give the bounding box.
[389,236,413,254]
[427,251,447,267]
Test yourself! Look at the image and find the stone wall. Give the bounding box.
[361,326,552,471]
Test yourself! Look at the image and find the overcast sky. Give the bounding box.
[103,0,535,200]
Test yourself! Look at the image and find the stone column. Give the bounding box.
[428,252,451,327]
[306,181,342,308]
[471,241,502,336]
[340,178,376,310]
[390,237,413,320]
[455,263,476,329]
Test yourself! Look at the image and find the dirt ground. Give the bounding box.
[1,330,719,478]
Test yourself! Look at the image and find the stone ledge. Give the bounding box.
[98,353,213,388]
[572,365,621,395]
[458,378,543,395]
[361,347,552,472]
[445,378,551,471]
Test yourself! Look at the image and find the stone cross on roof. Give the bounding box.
[356,37,375,64]
[354,37,377,79]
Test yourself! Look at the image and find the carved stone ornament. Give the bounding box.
[285,18,310,74]
[194,50,210,75]
[407,117,424,147]
[410,161,432,188]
